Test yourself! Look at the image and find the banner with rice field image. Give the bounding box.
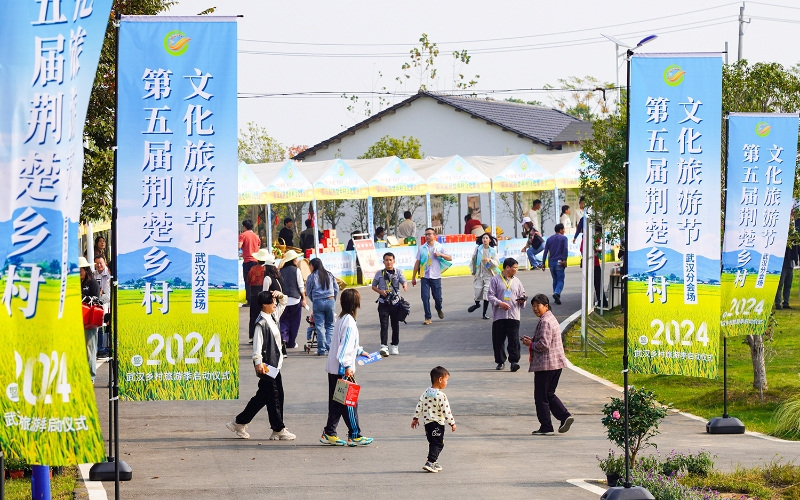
[627,53,723,379]
[720,113,799,337]
[116,17,239,400]
[0,1,112,464]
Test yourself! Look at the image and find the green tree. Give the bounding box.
[578,93,627,243]
[505,97,544,106]
[81,0,176,223]
[545,75,615,121]
[238,121,285,164]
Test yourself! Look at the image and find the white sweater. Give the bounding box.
[326,314,365,376]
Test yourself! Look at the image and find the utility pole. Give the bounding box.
[737,2,750,62]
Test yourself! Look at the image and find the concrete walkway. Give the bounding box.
[89,268,799,499]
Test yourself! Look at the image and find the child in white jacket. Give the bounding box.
[321,289,373,447]
[412,366,456,473]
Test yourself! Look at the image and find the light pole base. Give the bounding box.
[601,485,655,500]
[706,416,745,434]
[88,460,133,481]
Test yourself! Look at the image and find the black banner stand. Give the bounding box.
[89,13,133,493]
[707,337,746,434]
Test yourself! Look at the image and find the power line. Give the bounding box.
[237,1,738,47]
[748,1,800,11]
[750,14,800,23]
[238,87,622,99]
[238,17,737,58]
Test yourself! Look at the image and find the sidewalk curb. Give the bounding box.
[76,464,108,500]
[567,478,607,496]
[559,309,797,444]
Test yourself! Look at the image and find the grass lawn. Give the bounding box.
[566,270,800,438]
[5,466,78,500]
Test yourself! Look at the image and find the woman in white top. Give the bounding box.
[227,290,296,441]
[469,233,498,320]
[321,289,374,447]
[560,205,573,235]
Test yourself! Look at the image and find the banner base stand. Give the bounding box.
[601,486,655,500]
[706,416,745,434]
[89,460,132,482]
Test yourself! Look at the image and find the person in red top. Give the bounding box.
[239,219,261,302]
[463,213,482,235]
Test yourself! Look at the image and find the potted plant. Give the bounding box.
[4,456,26,480]
[600,386,669,467]
[597,450,625,487]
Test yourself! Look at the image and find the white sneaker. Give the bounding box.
[269,428,296,440]
[390,345,399,355]
[379,345,390,357]
[226,421,250,439]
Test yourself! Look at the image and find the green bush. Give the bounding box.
[597,450,625,476]
[773,394,800,439]
[601,386,669,465]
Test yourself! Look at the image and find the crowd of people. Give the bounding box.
[229,216,580,472]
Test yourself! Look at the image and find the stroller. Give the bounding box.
[303,315,317,353]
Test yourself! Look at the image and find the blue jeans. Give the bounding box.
[420,278,443,320]
[549,263,565,296]
[313,298,335,354]
[526,243,545,268]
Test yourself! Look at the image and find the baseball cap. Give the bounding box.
[521,217,532,225]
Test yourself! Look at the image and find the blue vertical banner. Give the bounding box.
[721,113,799,337]
[627,53,723,379]
[0,0,111,464]
[117,17,239,400]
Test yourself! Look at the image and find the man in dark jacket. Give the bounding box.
[541,223,569,305]
[279,218,295,247]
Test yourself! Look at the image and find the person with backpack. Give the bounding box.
[372,252,407,357]
[306,258,339,356]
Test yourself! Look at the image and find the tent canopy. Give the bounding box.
[238,162,269,205]
[466,154,556,193]
[346,157,427,198]
[406,155,492,194]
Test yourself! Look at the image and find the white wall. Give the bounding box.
[301,96,582,237]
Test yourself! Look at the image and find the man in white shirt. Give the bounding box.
[396,211,417,240]
[412,228,452,325]
[527,199,542,235]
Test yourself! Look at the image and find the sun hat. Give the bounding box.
[78,256,95,269]
[252,248,277,266]
[280,249,301,267]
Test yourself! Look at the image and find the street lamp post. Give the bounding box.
[600,33,631,104]
[600,34,658,500]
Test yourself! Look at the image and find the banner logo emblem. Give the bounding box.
[337,166,345,176]
[288,166,293,178]
[663,64,686,86]
[164,30,191,56]
[521,160,528,170]
[755,122,771,137]
[394,163,401,173]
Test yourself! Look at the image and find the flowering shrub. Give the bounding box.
[601,386,669,465]
[597,450,625,476]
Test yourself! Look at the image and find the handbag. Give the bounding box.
[332,376,360,407]
[82,303,104,329]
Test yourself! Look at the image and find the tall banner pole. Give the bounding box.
[709,112,799,434]
[116,16,240,401]
[0,0,111,471]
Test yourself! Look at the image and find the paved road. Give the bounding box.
[92,267,799,499]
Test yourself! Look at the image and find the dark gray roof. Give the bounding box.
[293,91,593,160]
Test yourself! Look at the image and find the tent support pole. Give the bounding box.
[367,195,375,238]
[312,198,319,259]
[266,203,272,247]
[426,193,432,231]
[490,190,497,238]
